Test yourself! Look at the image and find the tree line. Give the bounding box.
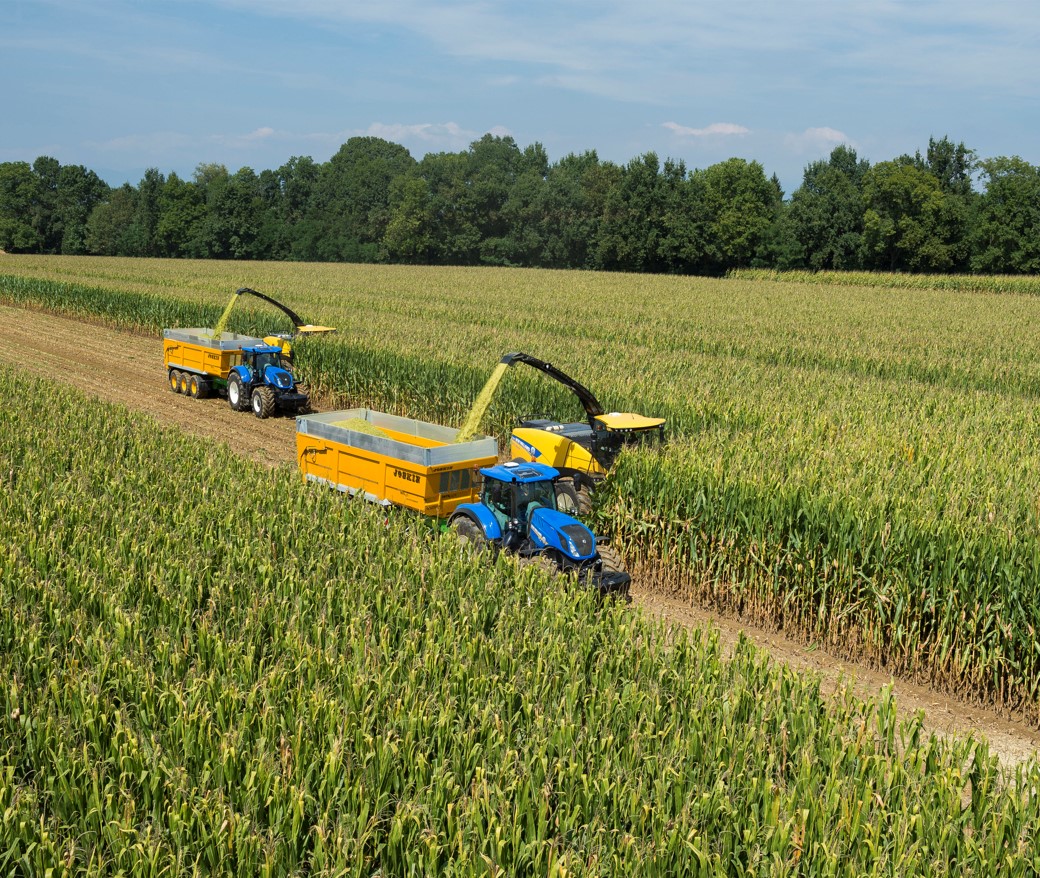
[1,135,1037,275]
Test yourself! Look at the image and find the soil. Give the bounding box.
[3,303,1039,770]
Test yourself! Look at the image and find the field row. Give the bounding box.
[4,364,1040,875]
[4,257,1040,718]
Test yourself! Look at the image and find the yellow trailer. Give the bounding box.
[296,408,498,517]
[162,328,261,394]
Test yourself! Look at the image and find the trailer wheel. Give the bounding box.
[227,374,248,411]
[251,385,275,419]
[169,370,182,393]
[189,374,210,399]
[452,516,488,555]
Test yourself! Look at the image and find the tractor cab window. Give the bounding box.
[483,480,512,530]
[515,479,557,522]
[253,351,280,374]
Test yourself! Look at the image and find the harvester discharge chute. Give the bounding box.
[501,352,665,514]
[233,287,337,360]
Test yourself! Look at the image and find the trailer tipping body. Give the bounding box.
[296,408,498,517]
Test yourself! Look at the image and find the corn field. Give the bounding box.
[4,363,1040,874]
[4,257,1040,717]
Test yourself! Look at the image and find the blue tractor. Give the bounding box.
[449,460,631,599]
[227,344,309,419]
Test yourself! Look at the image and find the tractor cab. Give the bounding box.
[242,345,296,390]
[481,462,559,535]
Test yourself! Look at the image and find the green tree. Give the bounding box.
[311,137,415,261]
[534,151,618,269]
[595,152,666,272]
[30,156,62,252]
[695,158,780,274]
[84,184,139,255]
[784,145,869,270]
[861,160,968,272]
[382,176,436,263]
[55,164,109,254]
[971,156,1040,274]
[0,162,43,252]
[155,172,206,257]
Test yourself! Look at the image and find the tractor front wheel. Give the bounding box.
[252,385,276,419]
[597,545,625,573]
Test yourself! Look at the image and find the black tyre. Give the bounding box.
[177,371,191,395]
[192,377,211,399]
[452,516,487,555]
[251,385,276,419]
[527,551,558,576]
[597,544,625,573]
[557,479,593,516]
[169,370,182,393]
[188,374,201,398]
[227,374,248,411]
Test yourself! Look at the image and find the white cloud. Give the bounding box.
[663,121,750,138]
[784,127,852,153]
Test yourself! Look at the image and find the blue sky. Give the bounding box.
[3,0,1038,194]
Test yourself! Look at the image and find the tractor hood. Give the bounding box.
[527,506,597,562]
[263,364,295,390]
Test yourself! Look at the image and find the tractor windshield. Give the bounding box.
[254,351,281,374]
[515,479,557,522]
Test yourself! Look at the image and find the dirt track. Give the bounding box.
[3,303,1039,769]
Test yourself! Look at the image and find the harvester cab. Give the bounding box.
[227,344,309,419]
[450,460,631,599]
[500,352,665,513]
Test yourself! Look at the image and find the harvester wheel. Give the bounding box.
[251,385,276,419]
[177,372,192,395]
[452,516,487,555]
[557,480,593,516]
[169,370,182,393]
[597,545,625,573]
[227,374,247,411]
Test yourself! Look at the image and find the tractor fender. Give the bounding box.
[450,503,502,541]
[229,363,253,385]
[529,507,597,562]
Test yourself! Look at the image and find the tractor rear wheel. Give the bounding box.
[452,516,487,555]
[227,374,248,411]
[251,385,276,419]
[169,370,182,393]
